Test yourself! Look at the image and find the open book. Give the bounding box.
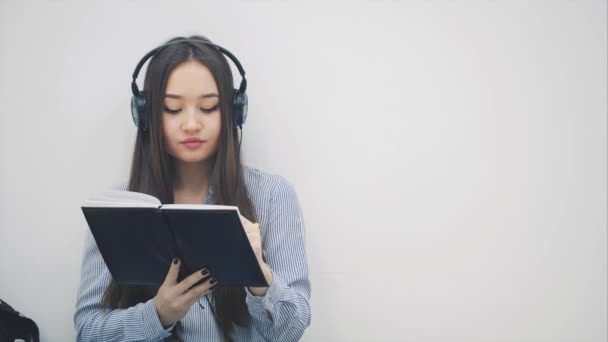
[81,190,267,287]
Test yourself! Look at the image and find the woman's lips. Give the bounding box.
[182,141,205,149]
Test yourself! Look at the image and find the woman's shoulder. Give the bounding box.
[110,181,129,191]
[243,165,298,199]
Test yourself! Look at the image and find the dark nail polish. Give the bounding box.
[210,278,217,285]
[173,258,178,264]
[201,269,209,276]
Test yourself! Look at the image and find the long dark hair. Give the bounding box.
[100,35,255,342]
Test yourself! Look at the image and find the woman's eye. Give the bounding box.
[201,105,219,113]
[164,107,180,114]
[163,106,218,114]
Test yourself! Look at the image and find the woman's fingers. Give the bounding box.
[175,268,210,294]
[163,257,181,286]
[239,213,250,223]
[244,223,260,239]
[239,215,261,234]
[156,258,189,328]
[181,277,218,305]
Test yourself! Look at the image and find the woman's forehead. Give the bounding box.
[165,60,218,98]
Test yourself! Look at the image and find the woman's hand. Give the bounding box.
[239,214,264,263]
[239,214,273,295]
[155,258,216,329]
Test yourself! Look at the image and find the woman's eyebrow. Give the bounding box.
[164,93,219,99]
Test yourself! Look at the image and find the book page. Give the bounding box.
[82,190,161,208]
[160,204,241,215]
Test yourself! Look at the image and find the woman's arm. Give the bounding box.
[245,176,312,341]
[73,228,174,341]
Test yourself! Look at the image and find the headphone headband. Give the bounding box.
[130,38,247,97]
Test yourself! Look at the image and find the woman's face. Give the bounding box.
[162,59,222,164]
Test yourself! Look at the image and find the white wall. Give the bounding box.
[0,0,606,341]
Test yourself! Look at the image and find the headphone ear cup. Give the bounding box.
[233,89,248,128]
[131,91,148,131]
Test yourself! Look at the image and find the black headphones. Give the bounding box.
[130,38,248,131]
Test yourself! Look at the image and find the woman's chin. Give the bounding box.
[174,153,216,164]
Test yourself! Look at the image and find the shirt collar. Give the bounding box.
[203,175,217,204]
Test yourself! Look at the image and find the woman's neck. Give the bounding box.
[172,159,214,197]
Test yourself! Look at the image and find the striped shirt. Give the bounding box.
[74,165,311,341]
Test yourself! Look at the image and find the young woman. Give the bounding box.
[73,35,311,341]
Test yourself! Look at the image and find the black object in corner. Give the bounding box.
[0,298,39,342]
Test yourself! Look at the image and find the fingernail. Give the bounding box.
[201,269,209,276]
[210,278,217,285]
[173,258,179,264]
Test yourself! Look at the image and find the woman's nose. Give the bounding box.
[182,107,202,131]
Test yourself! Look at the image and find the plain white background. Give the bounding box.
[0,0,606,341]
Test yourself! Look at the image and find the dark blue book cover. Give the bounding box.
[81,190,267,287]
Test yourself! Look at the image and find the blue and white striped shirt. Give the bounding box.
[74,165,311,341]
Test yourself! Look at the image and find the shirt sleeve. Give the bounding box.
[73,215,174,341]
[244,176,312,341]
